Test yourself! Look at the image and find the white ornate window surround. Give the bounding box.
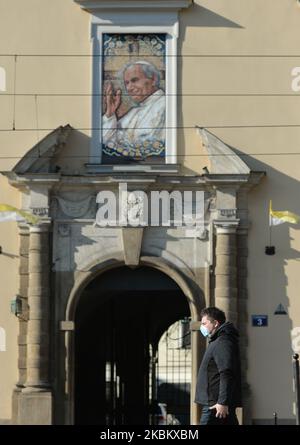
[0,326,6,352]
[74,0,192,173]
[0,66,6,92]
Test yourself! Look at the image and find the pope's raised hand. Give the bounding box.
[104,82,122,117]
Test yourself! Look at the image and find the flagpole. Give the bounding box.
[269,199,272,246]
[266,200,275,255]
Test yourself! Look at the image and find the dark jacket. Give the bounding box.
[194,321,242,407]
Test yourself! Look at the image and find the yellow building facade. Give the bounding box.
[0,0,300,425]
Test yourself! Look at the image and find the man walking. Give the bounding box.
[195,307,242,425]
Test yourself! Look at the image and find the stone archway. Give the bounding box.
[63,255,205,425]
[3,125,265,425]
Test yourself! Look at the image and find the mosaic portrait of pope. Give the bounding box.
[102,34,166,164]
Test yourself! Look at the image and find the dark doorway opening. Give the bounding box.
[74,266,190,425]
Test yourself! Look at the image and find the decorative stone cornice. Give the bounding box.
[74,0,193,12]
[29,222,52,233]
[213,219,240,234]
[197,127,251,175]
[12,125,72,175]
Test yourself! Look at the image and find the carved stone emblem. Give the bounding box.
[122,192,145,225]
[57,224,70,237]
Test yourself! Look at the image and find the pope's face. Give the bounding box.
[124,65,157,103]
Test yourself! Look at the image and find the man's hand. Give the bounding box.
[209,404,229,418]
[104,82,122,117]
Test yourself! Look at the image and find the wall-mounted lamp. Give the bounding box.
[10,295,23,317]
[265,246,275,255]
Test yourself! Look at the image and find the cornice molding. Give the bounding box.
[197,127,251,175]
[12,125,72,175]
[74,0,193,12]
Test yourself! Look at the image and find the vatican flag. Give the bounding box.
[0,204,39,224]
[269,200,300,226]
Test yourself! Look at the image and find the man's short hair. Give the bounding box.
[121,61,161,88]
[200,307,226,325]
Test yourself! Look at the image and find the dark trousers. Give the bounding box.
[200,405,239,425]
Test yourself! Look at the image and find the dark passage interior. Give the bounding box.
[74,266,190,425]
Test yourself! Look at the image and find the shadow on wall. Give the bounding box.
[177,3,244,170]
[181,3,244,30]
[233,145,299,423]
[55,129,91,174]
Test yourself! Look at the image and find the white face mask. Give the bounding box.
[200,325,210,337]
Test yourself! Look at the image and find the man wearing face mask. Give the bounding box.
[195,307,242,425]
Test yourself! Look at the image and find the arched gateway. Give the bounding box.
[3,126,264,424]
[65,259,202,425]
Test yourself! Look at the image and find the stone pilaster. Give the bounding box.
[17,225,30,387]
[214,220,239,325]
[19,222,53,424]
[237,229,248,365]
[190,328,205,425]
[214,220,251,424]
[237,227,251,424]
[12,225,30,424]
[24,223,51,391]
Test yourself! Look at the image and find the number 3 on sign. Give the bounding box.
[252,315,268,327]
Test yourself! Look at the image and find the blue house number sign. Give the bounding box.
[252,315,268,327]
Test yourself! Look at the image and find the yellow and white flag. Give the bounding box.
[0,204,39,224]
[269,200,300,226]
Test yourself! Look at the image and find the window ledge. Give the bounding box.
[85,164,180,174]
[74,0,192,12]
